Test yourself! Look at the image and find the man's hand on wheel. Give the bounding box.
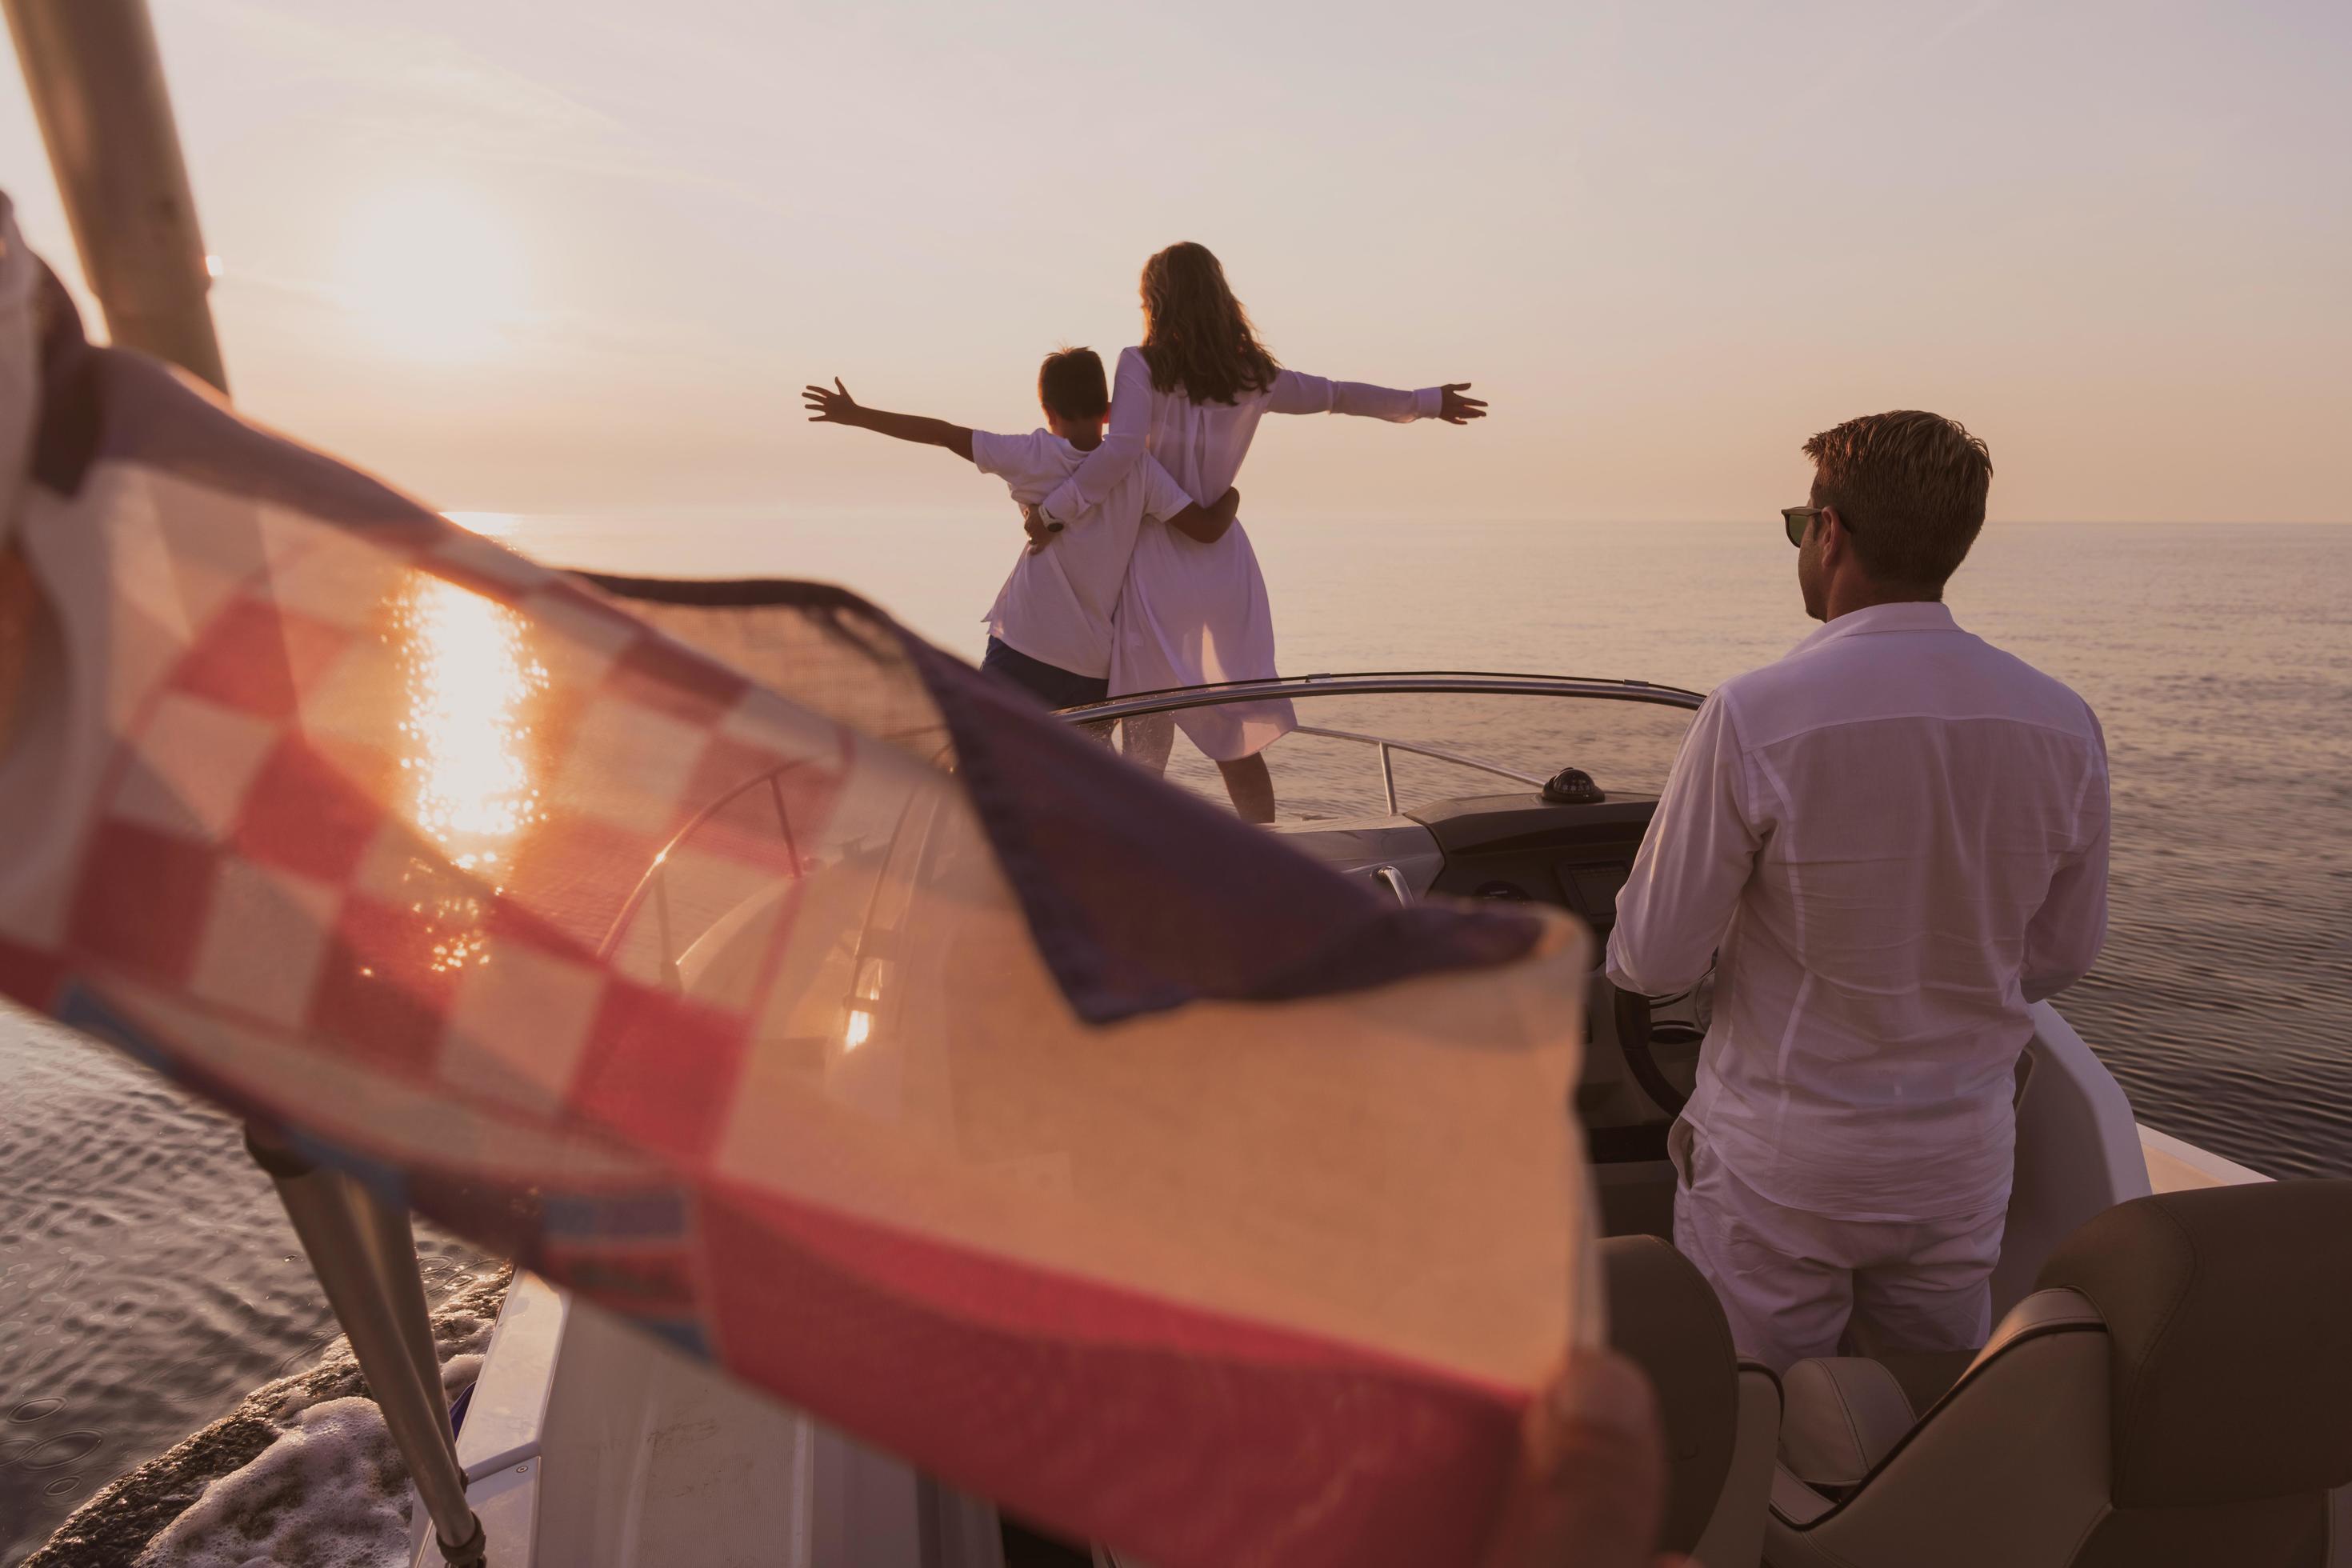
[1478,1349,1686,1568]
[1438,382,1489,424]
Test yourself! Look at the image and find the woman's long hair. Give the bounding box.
[1138,242,1278,406]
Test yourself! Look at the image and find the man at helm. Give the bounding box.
[1608,411,2110,1372]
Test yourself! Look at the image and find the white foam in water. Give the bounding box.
[25,1265,505,1568]
[136,1398,409,1568]
[134,1354,485,1568]
[133,1354,491,1568]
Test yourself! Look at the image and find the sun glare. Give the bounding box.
[340,184,525,362]
[391,573,549,970]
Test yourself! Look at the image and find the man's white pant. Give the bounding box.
[1669,1124,2008,1374]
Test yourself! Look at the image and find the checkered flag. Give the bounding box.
[0,263,1594,1568]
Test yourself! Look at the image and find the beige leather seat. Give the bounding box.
[1600,1235,1780,1567]
[1766,1180,2352,1567]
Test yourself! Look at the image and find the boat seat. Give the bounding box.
[1599,1235,1778,1567]
[1766,1180,2352,1568]
[1869,1347,1974,1412]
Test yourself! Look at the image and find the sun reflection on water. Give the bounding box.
[390,574,549,971]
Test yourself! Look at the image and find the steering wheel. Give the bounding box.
[1611,982,1691,1117]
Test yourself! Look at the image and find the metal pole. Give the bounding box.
[246,1130,487,1568]
[2,0,228,391]
[10,6,486,1559]
[353,1190,457,1442]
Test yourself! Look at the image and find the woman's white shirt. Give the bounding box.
[1032,349,1438,760]
[1036,349,1440,526]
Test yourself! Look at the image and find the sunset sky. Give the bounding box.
[3,0,2346,525]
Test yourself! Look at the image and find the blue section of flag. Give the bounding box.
[53,981,174,1074]
[901,635,1544,1024]
[283,1126,412,1214]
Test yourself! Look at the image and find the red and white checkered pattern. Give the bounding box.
[42,493,859,1190]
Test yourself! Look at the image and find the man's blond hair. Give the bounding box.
[1803,410,1994,591]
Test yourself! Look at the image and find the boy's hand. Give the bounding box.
[1216,486,1242,519]
[800,389,974,459]
[1021,502,1065,553]
[803,378,866,427]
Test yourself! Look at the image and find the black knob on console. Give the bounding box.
[1542,767,1606,805]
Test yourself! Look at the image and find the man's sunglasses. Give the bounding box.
[1782,506,1824,548]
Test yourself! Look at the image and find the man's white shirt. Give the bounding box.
[970,429,1194,680]
[1606,602,2110,1223]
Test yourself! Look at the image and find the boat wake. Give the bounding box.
[23,1268,511,1568]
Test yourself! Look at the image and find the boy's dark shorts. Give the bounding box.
[982,636,1110,710]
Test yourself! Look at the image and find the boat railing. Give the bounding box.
[1288,724,1549,814]
[606,674,1709,970]
[1062,670,1709,722]
[1059,670,1706,817]
[596,758,821,978]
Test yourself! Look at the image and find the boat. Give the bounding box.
[6,8,2343,1568]
[422,666,2290,1568]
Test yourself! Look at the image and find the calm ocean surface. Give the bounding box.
[4,514,2346,1558]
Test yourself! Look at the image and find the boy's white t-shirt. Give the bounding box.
[970,429,1195,679]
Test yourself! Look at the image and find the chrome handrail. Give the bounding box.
[1063,672,1702,815]
[1061,670,1707,724]
[609,670,1704,970]
[597,758,824,971]
[1290,724,1550,812]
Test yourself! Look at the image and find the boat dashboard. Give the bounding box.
[1273,787,1650,927]
[1278,783,1702,1229]
[1414,790,1654,913]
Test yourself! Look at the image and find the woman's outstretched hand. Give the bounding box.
[1438,382,1489,424]
[803,378,864,425]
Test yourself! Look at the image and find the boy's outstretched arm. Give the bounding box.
[1165,486,1242,544]
[803,378,974,463]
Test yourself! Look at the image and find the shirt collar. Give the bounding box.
[1786,599,1959,656]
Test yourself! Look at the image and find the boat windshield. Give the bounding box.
[1067,675,1704,822]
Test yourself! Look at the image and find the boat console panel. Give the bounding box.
[1409,790,1686,1223]
[1408,790,1659,933]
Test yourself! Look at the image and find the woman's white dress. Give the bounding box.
[1038,347,1441,762]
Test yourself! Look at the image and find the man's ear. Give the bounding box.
[1820,506,1846,568]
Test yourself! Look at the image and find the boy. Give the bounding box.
[802,348,1237,711]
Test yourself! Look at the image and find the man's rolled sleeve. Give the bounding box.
[1606,693,1761,997]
